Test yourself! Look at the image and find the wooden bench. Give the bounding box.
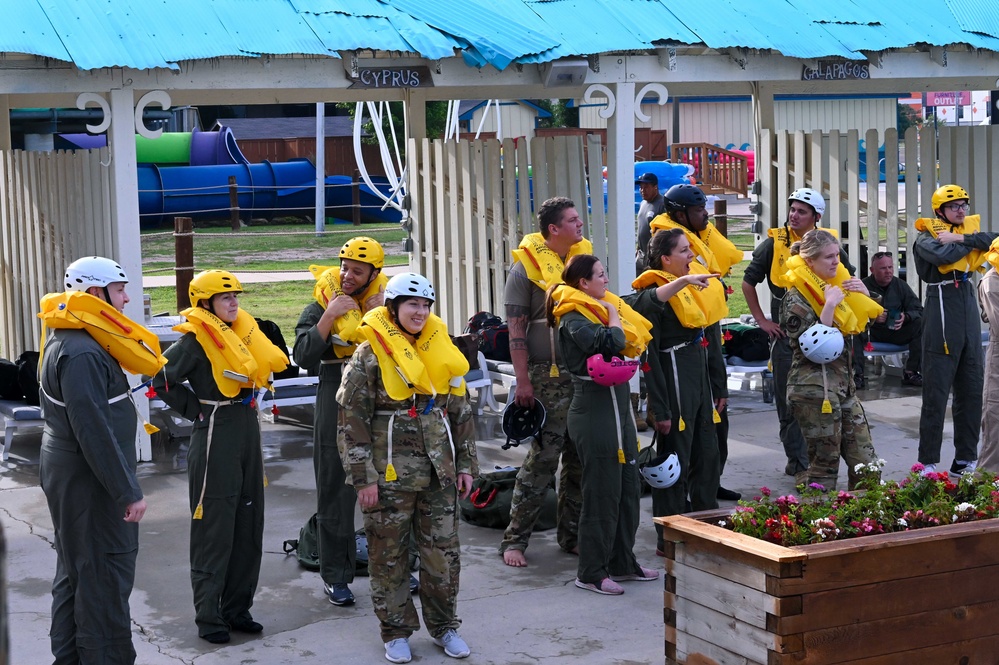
[0,399,43,462]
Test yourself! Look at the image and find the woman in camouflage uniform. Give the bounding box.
[780,230,880,491]
[337,272,477,664]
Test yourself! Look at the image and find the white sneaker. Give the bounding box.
[432,629,470,659]
[384,638,411,663]
[921,463,937,476]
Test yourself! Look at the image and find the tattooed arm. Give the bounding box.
[506,303,534,407]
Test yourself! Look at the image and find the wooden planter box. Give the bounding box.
[655,511,999,664]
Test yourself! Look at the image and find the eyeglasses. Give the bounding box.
[871,251,893,261]
[943,202,970,212]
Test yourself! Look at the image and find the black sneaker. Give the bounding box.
[324,582,355,606]
[201,630,230,644]
[229,617,263,633]
[717,486,742,501]
[902,371,923,387]
[950,459,978,476]
[854,375,866,389]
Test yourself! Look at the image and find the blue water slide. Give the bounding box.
[138,159,402,227]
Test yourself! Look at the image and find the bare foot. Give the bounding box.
[503,549,527,567]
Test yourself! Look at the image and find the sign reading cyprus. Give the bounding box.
[349,66,434,89]
[801,60,870,81]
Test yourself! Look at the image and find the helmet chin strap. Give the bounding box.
[345,267,379,298]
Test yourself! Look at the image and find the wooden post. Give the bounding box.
[228,175,241,231]
[352,169,361,226]
[174,216,194,313]
[714,198,728,237]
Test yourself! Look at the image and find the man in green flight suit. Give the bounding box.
[294,237,391,606]
[913,184,997,476]
[39,256,148,664]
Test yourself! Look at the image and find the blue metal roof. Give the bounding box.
[4,0,999,71]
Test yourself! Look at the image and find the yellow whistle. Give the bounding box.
[385,463,398,482]
[678,417,686,432]
[822,399,832,414]
[193,504,204,520]
[617,448,625,464]
[143,422,160,435]
[712,409,721,424]
[549,364,560,378]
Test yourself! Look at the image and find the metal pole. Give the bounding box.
[352,169,362,226]
[714,198,728,237]
[315,102,326,233]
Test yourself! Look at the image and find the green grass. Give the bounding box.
[141,221,407,274]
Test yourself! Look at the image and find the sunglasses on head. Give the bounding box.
[871,251,893,261]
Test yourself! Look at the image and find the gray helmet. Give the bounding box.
[664,184,707,212]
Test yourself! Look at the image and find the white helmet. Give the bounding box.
[789,188,826,218]
[384,272,435,303]
[64,256,128,292]
[798,323,844,364]
[639,449,681,489]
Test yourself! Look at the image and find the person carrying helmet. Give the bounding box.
[38,256,163,664]
[628,229,725,552]
[544,254,657,595]
[913,185,997,476]
[152,270,289,644]
[337,272,477,663]
[650,183,744,501]
[500,196,585,567]
[293,236,388,606]
[741,187,855,485]
[779,230,882,491]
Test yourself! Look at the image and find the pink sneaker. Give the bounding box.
[574,577,624,595]
[611,566,659,582]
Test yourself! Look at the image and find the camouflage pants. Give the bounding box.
[500,362,582,554]
[791,393,878,492]
[362,476,461,642]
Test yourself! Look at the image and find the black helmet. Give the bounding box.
[664,184,707,212]
[501,398,547,450]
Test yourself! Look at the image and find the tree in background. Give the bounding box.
[336,101,449,154]
[898,103,923,135]
[535,99,579,128]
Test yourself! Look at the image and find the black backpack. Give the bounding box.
[254,318,300,381]
[467,311,510,362]
[0,359,22,400]
[722,324,771,362]
[15,351,40,406]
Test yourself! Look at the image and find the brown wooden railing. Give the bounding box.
[670,142,749,196]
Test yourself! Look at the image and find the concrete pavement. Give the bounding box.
[1,371,929,665]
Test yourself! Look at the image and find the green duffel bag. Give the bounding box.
[458,467,557,531]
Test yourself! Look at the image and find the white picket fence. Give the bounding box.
[0,148,116,360]
[407,135,604,332]
[760,126,999,293]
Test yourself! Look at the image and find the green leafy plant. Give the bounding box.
[717,462,999,547]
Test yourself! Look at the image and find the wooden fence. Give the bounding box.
[0,149,115,359]
[759,126,999,293]
[407,135,603,332]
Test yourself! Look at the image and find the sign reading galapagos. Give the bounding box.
[349,66,434,89]
[801,60,870,81]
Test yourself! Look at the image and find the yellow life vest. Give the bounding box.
[309,264,389,358]
[632,265,722,329]
[550,285,652,358]
[914,214,988,273]
[768,226,840,289]
[511,233,594,289]
[986,236,999,271]
[175,308,289,397]
[38,291,168,377]
[649,216,742,276]
[783,255,883,336]
[359,307,469,402]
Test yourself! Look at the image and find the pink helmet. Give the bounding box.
[586,354,640,387]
